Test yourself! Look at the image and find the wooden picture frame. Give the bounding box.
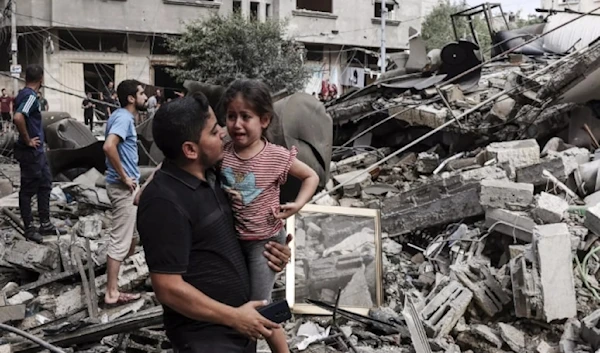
[285,204,383,315]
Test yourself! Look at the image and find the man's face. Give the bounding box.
[197,108,225,168]
[108,82,114,89]
[133,85,148,111]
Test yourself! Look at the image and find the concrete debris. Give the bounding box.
[532,192,569,223]
[498,323,526,352]
[471,324,503,348]
[534,224,577,322]
[419,280,473,338]
[479,179,534,209]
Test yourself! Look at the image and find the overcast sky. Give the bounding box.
[466,0,541,16]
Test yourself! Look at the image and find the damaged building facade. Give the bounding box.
[0,0,436,120]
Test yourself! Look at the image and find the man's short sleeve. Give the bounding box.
[107,113,131,141]
[137,198,191,274]
[16,94,37,117]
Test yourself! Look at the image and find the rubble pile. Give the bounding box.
[299,134,600,352]
[0,166,162,353]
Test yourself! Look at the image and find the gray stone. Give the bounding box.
[0,304,25,323]
[0,179,12,198]
[479,179,534,209]
[451,264,511,317]
[295,228,306,248]
[6,291,33,306]
[486,139,540,176]
[333,169,370,186]
[416,152,440,174]
[534,224,577,322]
[581,309,600,351]
[3,241,59,273]
[471,324,503,348]
[498,323,526,352]
[306,222,322,239]
[460,166,508,182]
[516,147,589,186]
[559,319,581,353]
[339,266,373,308]
[490,95,516,121]
[485,208,536,242]
[585,204,600,236]
[420,280,473,338]
[536,340,558,353]
[533,192,569,223]
[382,238,403,255]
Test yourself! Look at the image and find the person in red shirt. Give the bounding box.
[0,88,13,132]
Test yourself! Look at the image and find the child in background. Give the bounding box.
[220,79,319,352]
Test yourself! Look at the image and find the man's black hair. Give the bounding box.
[153,92,212,161]
[116,79,143,107]
[25,64,43,83]
[1,88,5,93]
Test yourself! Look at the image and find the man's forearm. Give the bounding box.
[156,279,237,328]
[105,146,129,181]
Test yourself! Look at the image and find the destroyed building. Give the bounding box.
[4,5,600,353]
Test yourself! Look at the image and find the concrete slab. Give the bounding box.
[486,139,540,170]
[480,179,534,209]
[485,208,536,242]
[420,280,473,338]
[533,192,569,224]
[534,224,577,322]
[585,204,600,236]
[498,323,526,352]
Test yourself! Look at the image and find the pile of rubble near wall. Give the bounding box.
[0,166,166,353]
[289,31,600,353]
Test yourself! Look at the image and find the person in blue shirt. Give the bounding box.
[13,64,62,243]
[103,79,147,305]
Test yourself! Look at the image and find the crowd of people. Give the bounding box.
[11,64,316,353]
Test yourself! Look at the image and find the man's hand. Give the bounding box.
[275,202,302,219]
[230,301,280,340]
[264,234,293,272]
[27,137,41,148]
[122,176,137,194]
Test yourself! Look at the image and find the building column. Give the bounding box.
[241,0,250,18]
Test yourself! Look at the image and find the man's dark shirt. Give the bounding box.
[0,96,12,113]
[136,160,251,346]
[13,88,43,153]
[82,99,94,118]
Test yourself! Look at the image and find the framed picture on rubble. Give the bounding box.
[285,204,383,315]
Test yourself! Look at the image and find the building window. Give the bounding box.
[250,2,259,19]
[150,35,177,55]
[374,1,394,18]
[233,0,242,13]
[304,44,324,62]
[266,3,271,18]
[58,30,128,53]
[296,0,332,13]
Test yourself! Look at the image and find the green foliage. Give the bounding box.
[167,14,309,93]
[421,0,491,55]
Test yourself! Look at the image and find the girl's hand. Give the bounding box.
[275,202,301,219]
[224,187,242,203]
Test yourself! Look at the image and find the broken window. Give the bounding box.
[250,1,259,19]
[58,30,128,53]
[150,35,177,55]
[233,0,242,13]
[266,3,271,18]
[296,0,333,13]
[374,0,394,18]
[304,44,324,62]
[285,204,383,314]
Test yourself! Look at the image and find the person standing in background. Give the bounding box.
[0,89,13,133]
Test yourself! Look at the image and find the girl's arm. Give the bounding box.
[276,159,319,219]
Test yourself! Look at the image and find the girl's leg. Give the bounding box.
[241,230,289,353]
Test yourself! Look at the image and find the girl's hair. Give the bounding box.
[222,79,274,123]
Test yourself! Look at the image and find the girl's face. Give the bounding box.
[225,94,270,149]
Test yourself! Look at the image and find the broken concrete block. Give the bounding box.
[0,345,11,353]
[441,84,465,103]
[416,152,440,174]
[485,208,536,242]
[459,166,508,182]
[451,264,511,317]
[510,254,543,320]
[516,147,589,186]
[382,238,403,255]
[420,280,473,338]
[392,104,448,129]
[471,324,503,348]
[536,340,558,353]
[585,204,600,236]
[339,266,374,308]
[581,309,600,351]
[489,95,516,122]
[534,224,577,322]
[333,169,370,186]
[306,222,322,239]
[6,291,34,306]
[479,179,534,209]
[533,192,569,224]
[342,182,362,198]
[0,179,12,198]
[3,240,59,273]
[486,139,540,171]
[498,323,526,352]
[0,304,25,323]
[559,319,581,353]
